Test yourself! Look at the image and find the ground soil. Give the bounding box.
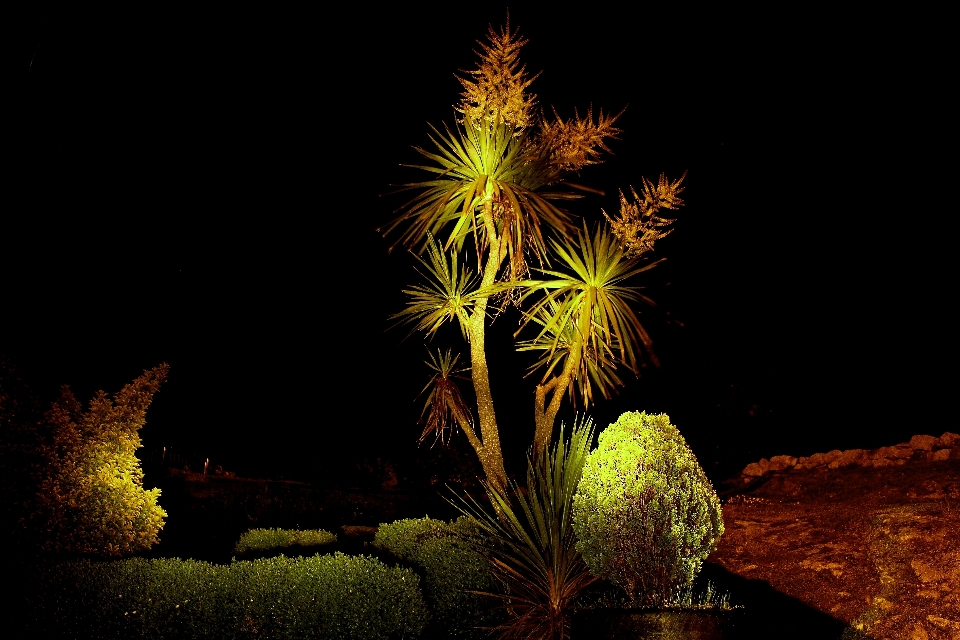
[709,458,960,639]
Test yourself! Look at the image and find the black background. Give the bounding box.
[6,5,950,485]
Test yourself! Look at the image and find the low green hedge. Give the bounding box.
[27,553,427,639]
[373,516,500,639]
[234,528,337,556]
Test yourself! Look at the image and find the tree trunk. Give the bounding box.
[532,357,575,456]
[466,197,509,494]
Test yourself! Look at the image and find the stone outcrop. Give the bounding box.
[731,432,960,485]
[711,458,960,639]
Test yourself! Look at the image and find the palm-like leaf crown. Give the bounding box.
[517,224,665,406]
[390,233,519,339]
[517,297,626,408]
[389,233,481,340]
[381,22,622,283]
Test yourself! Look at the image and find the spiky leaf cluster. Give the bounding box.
[451,417,598,639]
[517,225,662,407]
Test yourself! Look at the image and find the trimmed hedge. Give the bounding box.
[27,553,428,639]
[372,516,500,639]
[234,528,337,556]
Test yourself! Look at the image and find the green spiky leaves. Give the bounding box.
[383,119,577,265]
[517,224,662,407]
[391,234,483,340]
[392,233,526,341]
[450,417,598,639]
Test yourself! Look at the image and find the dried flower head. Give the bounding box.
[538,106,622,174]
[458,21,539,132]
[603,172,686,257]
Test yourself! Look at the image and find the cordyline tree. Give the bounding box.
[380,22,685,494]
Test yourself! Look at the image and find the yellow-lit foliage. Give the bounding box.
[32,365,168,557]
[604,172,685,258]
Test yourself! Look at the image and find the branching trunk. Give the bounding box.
[532,354,577,456]
[533,297,593,455]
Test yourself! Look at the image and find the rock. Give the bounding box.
[805,450,842,468]
[829,449,868,469]
[742,462,765,477]
[734,431,960,485]
[769,455,798,471]
[910,435,938,451]
[937,432,960,448]
[874,445,914,460]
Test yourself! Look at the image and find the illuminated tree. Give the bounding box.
[382,22,684,492]
[29,364,169,557]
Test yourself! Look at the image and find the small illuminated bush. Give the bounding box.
[572,411,724,606]
[234,527,336,555]
[29,366,169,557]
[373,516,498,638]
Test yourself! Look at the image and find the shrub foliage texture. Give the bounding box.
[572,411,724,606]
[28,553,428,639]
[373,516,498,638]
[234,528,337,556]
[30,365,169,557]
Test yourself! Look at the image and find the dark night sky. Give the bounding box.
[6,6,950,484]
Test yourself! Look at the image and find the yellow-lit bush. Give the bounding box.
[572,411,724,606]
[29,365,168,557]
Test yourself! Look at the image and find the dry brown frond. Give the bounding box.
[419,376,472,447]
[603,172,686,257]
[418,350,474,447]
[458,20,539,131]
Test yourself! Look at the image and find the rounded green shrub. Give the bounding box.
[572,411,724,606]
